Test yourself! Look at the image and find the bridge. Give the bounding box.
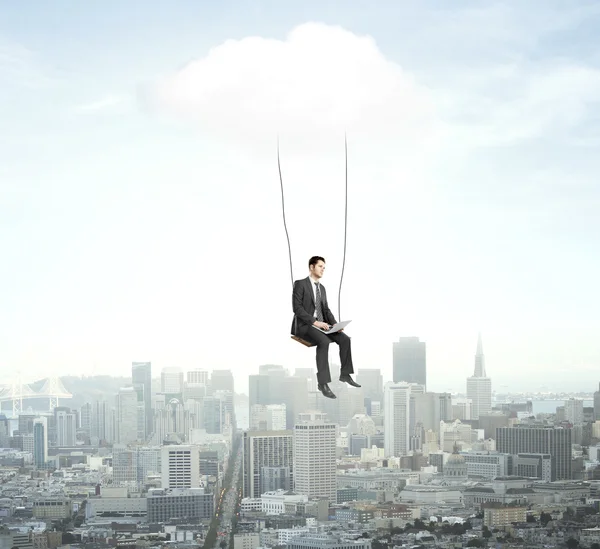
[0,377,72,415]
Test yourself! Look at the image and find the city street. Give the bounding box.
[213,439,243,549]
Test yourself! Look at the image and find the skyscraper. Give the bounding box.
[466,334,492,420]
[250,404,287,431]
[161,367,184,396]
[411,390,453,433]
[33,417,48,468]
[55,408,77,447]
[249,374,271,409]
[384,382,412,457]
[293,419,337,503]
[356,369,384,401]
[294,368,317,392]
[132,362,152,439]
[92,400,110,444]
[564,398,584,425]
[203,394,227,434]
[211,371,236,426]
[116,387,139,444]
[243,430,294,498]
[594,383,600,421]
[211,370,235,394]
[393,337,426,387]
[80,403,92,438]
[187,369,209,385]
[0,415,9,447]
[282,377,309,429]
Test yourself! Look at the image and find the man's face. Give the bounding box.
[310,260,326,279]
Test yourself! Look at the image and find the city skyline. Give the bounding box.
[2,1,600,393]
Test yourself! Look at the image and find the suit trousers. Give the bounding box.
[302,328,354,385]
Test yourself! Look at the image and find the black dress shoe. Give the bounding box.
[339,374,361,388]
[318,383,337,399]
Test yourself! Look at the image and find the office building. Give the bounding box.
[294,368,317,392]
[243,430,294,498]
[393,337,426,387]
[116,387,139,444]
[384,382,412,457]
[132,362,152,438]
[357,369,384,401]
[564,398,584,425]
[251,404,287,431]
[496,425,572,480]
[594,383,600,421]
[18,414,36,435]
[187,369,209,385]
[203,395,227,434]
[282,376,309,429]
[211,369,235,394]
[0,414,9,447]
[55,408,77,447]
[294,420,337,503]
[33,417,48,468]
[161,367,184,396]
[466,334,492,419]
[161,445,201,489]
[79,403,92,437]
[261,466,291,493]
[147,488,214,522]
[91,400,112,444]
[113,445,162,486]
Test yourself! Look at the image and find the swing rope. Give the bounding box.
[278,135,349,332]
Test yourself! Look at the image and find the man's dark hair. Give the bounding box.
[309,256,325,268]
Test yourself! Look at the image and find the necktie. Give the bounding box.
[315,283,324,322]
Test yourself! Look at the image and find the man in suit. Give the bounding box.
[291,255,361,399]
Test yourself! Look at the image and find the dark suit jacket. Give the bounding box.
[291,276,337,336]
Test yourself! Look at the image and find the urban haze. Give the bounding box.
[2,2,600,549]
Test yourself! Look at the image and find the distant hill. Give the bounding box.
[1,375,249,413]
[19,375,134,411]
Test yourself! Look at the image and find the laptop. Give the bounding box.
[312,320,352,335]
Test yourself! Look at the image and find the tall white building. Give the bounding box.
[92,400,111,444]
[293,419,337,503]
[117,387,139,444]
[161,367,184,394]
[466,334,492,420]
[250,404,287,431]
[161,445,201,488]
[56,409,77,447]
[384,382,412,457]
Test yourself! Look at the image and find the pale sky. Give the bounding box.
[2,1,600,394]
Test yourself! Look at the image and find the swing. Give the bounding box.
[278,135,349,348]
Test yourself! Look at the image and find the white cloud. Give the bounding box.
[73,94,130,113]
[0,38,57,89]
[150,22,441,146]
[441,62,600,147]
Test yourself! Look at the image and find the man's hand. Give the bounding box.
[314,321,331,330]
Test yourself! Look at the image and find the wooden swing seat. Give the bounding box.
[291,335,316,347]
